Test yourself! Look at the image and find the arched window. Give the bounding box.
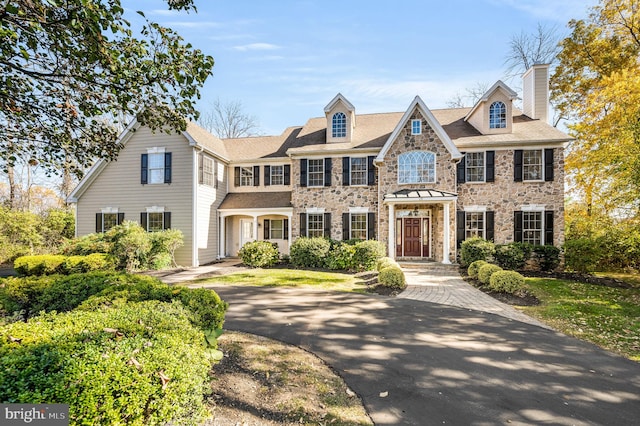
[398,151,435,184]
[489,101,506,129]
[332,112,347,138]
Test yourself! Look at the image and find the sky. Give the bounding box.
[127,0,594,135]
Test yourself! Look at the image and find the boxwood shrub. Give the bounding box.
[0,300,212,425]
[460,237,495,266]
[489,270,526,295]
[376,257,398,272]
[467,260,488,279]
[378,266,406,290]
[353,240,386,271]
[238,240,280,268]
[477,263,503,285]
[289,237,331,268]
[493,242,532,270]
[14,254,67,276]
[325,242,356,270]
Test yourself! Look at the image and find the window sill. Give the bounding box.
[522,179,545,183]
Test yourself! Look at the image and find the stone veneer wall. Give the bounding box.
[457,147,565,246]
[376,109,458,262]
[290,157,378,240]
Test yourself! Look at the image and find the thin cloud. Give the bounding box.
[232,43,281,52]
[489,0,594,22]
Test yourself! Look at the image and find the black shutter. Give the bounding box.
[342,213,350,240]
[234,167,240,187]
[96,213,102,233]
[324,158,332,186]
[456,153,466,184]
[164,212,171,230]
[299,213,307,237]
[367,156,376,185]
[164,152,172,184]
[140,213,147,232]
[456,211,465,248]
[544,149,554,181]
[367,212,376,240]
[514,150,523,182]
[342,157,350,186]
[486,211,494,241]
[117,213,125,225]
[264,219,270,239]
[284,165,290,185]
[253,165,260,186]
[300,159,307,187]
[486,151,495,182]
[283,219,289,240]
[264,166,271,186]
[545,211,554,245]
[323,212,331,237]
[198,153,204,184]
[141,154,148,184]
[514,211,523,242]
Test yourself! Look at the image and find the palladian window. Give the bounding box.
[489,101,506,129]
[332,112,347,138]
[398,151,436,184]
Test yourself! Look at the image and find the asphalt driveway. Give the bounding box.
[209,286,640,425]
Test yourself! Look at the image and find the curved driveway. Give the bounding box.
[209,285,640,425]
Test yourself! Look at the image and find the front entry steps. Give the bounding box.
[396,260,460,273]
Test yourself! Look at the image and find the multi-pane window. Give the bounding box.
[350,157,367,186]
[148,153,165,184]
[411,119,422,135]
[240,167,253,186]
[465,212,485,239]
[307,214,324,237]
[350,213,367,240]
[332,112,347,138]
[489,101,506,129]
[398,151,435,184]
[522,211,543,245]
[103,213,118,232]
[269,219,284,239]
[523,150,543,180]
[148,212,164,232]
[270,165,284,185]
[466,152,485,182]
[307,159,324,187]
[202,156,214,186]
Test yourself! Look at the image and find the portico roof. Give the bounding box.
[219,191,292,210]
[384,188,458,203]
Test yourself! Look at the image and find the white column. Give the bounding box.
[219,214,226,258]
[388,204,395,259]
[442,202,451,264]
[287,214,293,253]
[253,216,259,241]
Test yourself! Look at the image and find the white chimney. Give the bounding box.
[522,64,549,123]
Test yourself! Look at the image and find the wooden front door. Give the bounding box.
[403,218,422,256]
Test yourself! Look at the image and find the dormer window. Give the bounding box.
[332,112,347,138]
[489,101,506,129]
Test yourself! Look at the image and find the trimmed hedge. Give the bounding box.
[532,245,561,272]
[325,243,356,270]
[378,266,406,289]
[14,254,114,276]
[467,260,488,279]
[477,263,503,284]
[289,237,331,268]
[460,237,495,266]
[0,300,211,425]
[238,241,280,268]
[376,257,398,272]
[352,240,386,271]
[489,270,526,295]
[493,243,531,270]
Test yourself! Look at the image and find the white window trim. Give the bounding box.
[147,147,166,154]
[522,149,545,182]
[411,119,422,135]
[268,219,285,240]
[202,156,215,187]
[465,151,486,183]
[397,151,437,185]
[521,210,545,245]
[464,211,486,240]
[350,157,368,187]
[463,205,487,212]
[349,212,368,240]
[306,212,325,238]
[270,165,284,186]
[101,207,119,214]
[306,207,325,214]
[239,166,254,187]
[307,159,325,187]
[520,204,545,212]
[349,207,369,213]
[146,206,165,213]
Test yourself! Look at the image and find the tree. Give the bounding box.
[446,82,490,108]
[198,98,261,138]
[551,0,640,216]
[504,23,562,78]
[0,0,214,177]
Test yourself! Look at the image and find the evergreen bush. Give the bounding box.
[238,240,280,268]
[325,242,356,270]
[378,266,406,289]
[489,270,526,295]
[353,240,386,271]
[460,237,495,266]
[14,254,66,276]
[477,263,503,284]
[467,260,488,279]
[289,237,331,268]
[532,245,561,272]
[493,242,532,270]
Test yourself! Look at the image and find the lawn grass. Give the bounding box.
[521,276,640,361]
[191,268,369,293]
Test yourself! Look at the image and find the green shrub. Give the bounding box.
[477,263,503,284]
[378,266,406,289]
[289,237,331,268]
[0,300,211,425]
[532,245,561,272]
[326,242,356,270]
[106,221,151,271]
[467,260,488,279]
[62,233,111,256]
[563,238,600,273]
[238,240,280,268]
[353,240,386,271]
[14,254,67,276]
[376,257,398,272]
[63,255,86,274]
[148,229,184,268]
[489,270,526,295]
[460,237,495,266]
[81,253,114,272]
[493,242,532,270]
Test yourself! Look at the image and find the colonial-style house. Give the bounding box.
[69,64,569,266]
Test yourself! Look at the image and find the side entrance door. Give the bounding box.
[240,219,254,248]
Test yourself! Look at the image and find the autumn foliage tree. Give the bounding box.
[0,0,214,177]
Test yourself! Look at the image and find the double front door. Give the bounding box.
[397,217,430,258]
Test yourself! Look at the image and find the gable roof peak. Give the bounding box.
[324,93,355,113]
[464,80,518,122]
